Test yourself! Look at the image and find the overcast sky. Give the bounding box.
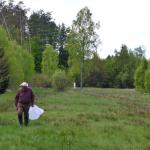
[14,0,150,58]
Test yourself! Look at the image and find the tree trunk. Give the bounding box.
[80,58,83,88]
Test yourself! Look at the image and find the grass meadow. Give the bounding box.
[0,88,150,150]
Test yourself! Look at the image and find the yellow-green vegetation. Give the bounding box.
[0,88,150,150]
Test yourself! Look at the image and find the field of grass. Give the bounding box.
[0,88,150,150]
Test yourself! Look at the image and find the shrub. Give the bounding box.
[134,59,148,90]
[42,45,58,78]
[52,70,68,91]
[30,74,51,88]
[144,63,150,92]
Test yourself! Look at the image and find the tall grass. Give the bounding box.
[0,88,149,149]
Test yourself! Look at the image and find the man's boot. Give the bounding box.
[24,113,29,126]
[18,113,23,128]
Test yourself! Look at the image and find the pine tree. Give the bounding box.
[58,46,69,69]
[0,47,9,94]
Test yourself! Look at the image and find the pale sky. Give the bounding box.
[14,0,150,58]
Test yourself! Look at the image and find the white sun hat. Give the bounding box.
[20,82,28,87]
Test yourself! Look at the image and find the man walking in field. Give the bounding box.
[15,82,34,127]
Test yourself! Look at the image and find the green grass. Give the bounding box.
[0,88,150,150]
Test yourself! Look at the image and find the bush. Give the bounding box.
[144,63,150,92]
[30,74,51,88]
[134,59,148,90]
[52,70,68,91]
[42,45,58,77]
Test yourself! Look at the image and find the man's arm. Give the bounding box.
[30,90,35,107]
[15,92,20,107]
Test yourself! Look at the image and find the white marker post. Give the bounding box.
[73,82,76,89]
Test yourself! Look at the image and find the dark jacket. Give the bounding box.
[15,87,34,107]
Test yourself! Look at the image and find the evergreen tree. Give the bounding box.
[112,45,137,88]
[58,46,69,69]
[57,24,69,69]
[28,10,58,48]
[0,47,9,94]
[84,53,107,87]
[104,55,116,87]
[0,1,28,44]
[30,37,43,73]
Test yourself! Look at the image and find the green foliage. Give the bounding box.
[134,59,148,90]
[21,48,35,81]
[144,62,150,92]
[104,56,116,87]
[0,47,9,94]
[0,1,28,44]
[134,46,145,59]
[67,43,140,88]
[30,74,51,88]
[57,24,69,70]
[69,7,100,87]
[66,31,81,81]
[72,7,100,56]
[28,10,58,48]
[1,1,148,90]
[30,37,43,73]
[114,45,131,87]
[52,70,68,91]
[0,27,23,89]
[57,23,70,48]
[0,27,35,89]
[104,45,138,88]
[58,46,69,70]
[84,53,107,87]
[6,41,35,88]
[42,45,58,77]
[0,26,9,47]
[6,41,24,88]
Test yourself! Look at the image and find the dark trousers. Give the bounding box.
[17,103,30,126]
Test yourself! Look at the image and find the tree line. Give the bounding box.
[0,0,149,93]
